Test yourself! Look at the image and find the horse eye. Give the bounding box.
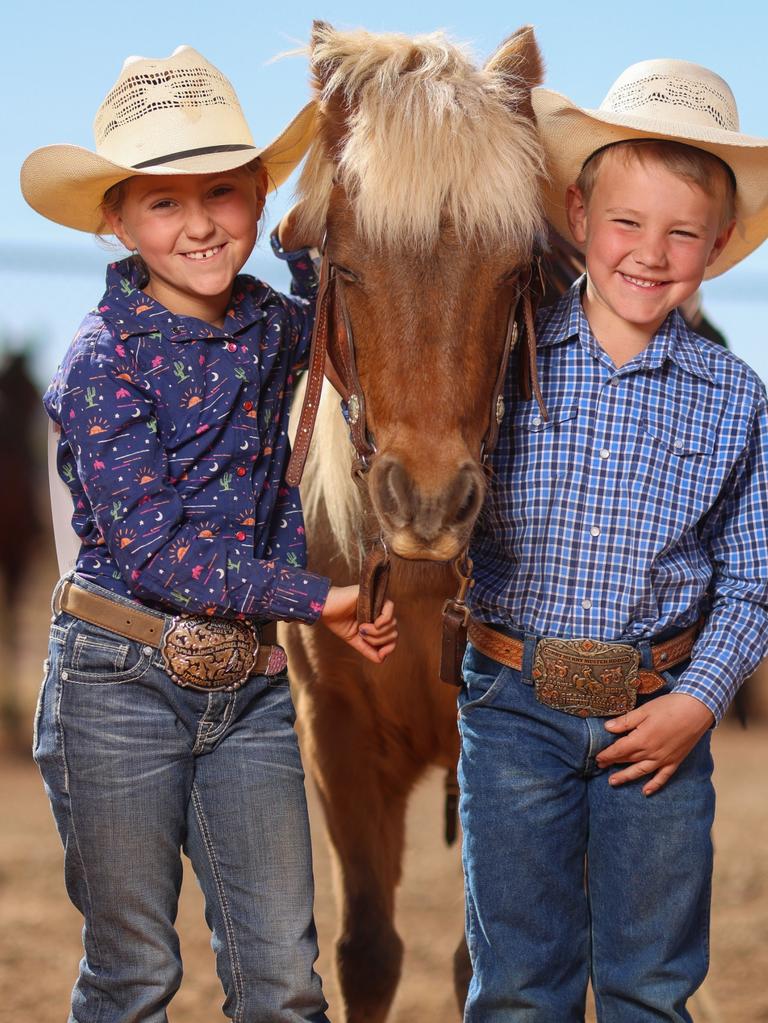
[335,264,361,284]
[499,269,521,288]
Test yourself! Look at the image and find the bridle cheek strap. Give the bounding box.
[285,253,333,488]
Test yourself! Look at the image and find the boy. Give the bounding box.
[460,59,768,1021]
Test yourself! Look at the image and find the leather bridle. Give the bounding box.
[285,240,548,628]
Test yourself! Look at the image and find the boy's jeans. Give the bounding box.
[458,642,714,1023]
[33,575,328,1023]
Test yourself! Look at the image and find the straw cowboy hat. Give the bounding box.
[532,59,768,277]
[21,45,317,233]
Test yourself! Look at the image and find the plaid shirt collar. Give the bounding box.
[537,277,716,385]
[98,256,269,343]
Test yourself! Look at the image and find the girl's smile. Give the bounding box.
[105,166,267,327]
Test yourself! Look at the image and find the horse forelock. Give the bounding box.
[296,28,546,251]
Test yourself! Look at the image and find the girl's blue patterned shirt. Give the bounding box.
[469,279,768,722]
[44,242,330,624]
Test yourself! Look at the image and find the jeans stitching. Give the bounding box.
[58,679,105,1023]
[198,692,238,748]
[191,783,245,1022]
[72,634,129,672]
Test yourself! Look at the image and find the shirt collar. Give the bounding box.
[534,276,716,384]
[98,256,269,343]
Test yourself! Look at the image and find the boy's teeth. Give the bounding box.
[623,274,661,288]
[186,246,221,260]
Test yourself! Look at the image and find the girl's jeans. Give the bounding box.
[34,575,329,1023]
[458,642,714,1023]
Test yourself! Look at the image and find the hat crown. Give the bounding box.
[92,45,254,167]
[600,59,740,133]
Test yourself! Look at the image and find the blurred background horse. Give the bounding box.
[0,351,43,750]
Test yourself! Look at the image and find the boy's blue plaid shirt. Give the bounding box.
[469,280,768,722]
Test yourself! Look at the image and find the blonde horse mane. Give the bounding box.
[296,26,545,251]
[292,378,365,569]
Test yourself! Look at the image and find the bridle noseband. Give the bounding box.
[284,236,548,629]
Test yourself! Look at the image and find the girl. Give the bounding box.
[21,45,396,1023]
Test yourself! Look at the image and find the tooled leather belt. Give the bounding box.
[467,618,700,717]
[54,578,287,692]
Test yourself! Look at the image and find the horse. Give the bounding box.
[279,23,546,1022]
[0,351,44,749]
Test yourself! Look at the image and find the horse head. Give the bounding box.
[295,23,545,562]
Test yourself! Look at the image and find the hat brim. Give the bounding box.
[21,101,318,234]
[532,88,768,278]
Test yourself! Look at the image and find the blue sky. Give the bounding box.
[3,0,768,383]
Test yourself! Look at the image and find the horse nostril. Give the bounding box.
[448,465,484,528]
[373,457,415,527]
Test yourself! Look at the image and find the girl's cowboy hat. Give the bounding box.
[532,59,768,277]
[21,45,317,233]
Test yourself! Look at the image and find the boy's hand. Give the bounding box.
[596,692,715,796]
[320,585,398,664]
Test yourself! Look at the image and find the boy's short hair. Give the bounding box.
[575,139,737,229]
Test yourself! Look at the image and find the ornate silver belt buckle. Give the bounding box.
[532,638,640,718]
[161,615,259,692]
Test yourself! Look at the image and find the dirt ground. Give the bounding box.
[2,549,767,1022]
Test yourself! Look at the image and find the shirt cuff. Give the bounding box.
[268,565,331,625]
[270,227,317,265]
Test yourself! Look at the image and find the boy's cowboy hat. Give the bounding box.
[21,45,317,234]
[532,59,768,277]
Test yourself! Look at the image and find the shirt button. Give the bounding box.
[599,448,610,459]
[236,466,247,477]
[673,439,684,451]
[582,598,593,610]
[590,526,600,537]
[532,416,542,427]
[609,377,619,386]
[236,531,246,541]
[243,401,254,411]
[227,342,237,352]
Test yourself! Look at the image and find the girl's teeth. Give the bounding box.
[186,246,221,260]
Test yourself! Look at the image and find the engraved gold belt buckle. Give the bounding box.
[532,638,640,718]
[161,615,259,692]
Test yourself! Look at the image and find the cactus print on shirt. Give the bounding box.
[44,246,330,623]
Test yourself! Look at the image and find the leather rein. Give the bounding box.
[285,242,548,629]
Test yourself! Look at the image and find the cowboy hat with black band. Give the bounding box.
[21,45,317,234]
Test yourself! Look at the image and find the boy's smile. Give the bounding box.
[566,149,734,361]
[105,168,266,327]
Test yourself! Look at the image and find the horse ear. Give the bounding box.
[310,20,338,91]
[309,19,350,161]
[485,25,545,117]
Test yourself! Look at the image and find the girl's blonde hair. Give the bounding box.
[96,157,269,244]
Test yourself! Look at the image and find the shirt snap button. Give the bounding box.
[243,401,254,411]
[599,448,610,459]
[582,598,593,610]
[236,466,247,477]
[236,531,246,541]
[590,526,600,537]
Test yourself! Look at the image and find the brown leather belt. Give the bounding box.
[54,578,287,691]
[467,618,700,718]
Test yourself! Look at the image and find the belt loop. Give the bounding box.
[51,575,71,618]
[521,633,537,685]
[637,639,654,670]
